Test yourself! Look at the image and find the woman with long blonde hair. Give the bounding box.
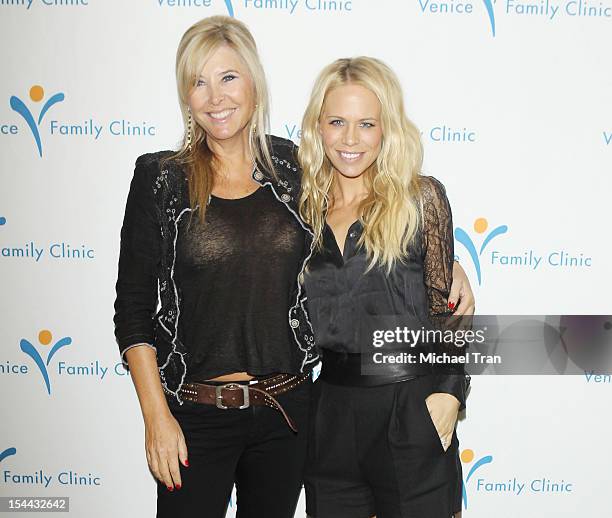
[299,57,469,517]
[114,16,317,518]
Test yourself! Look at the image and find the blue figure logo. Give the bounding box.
[224,0,234,16]
[0,216,5,226]
[0,447,17,464]
[20,329,72,395]
[461,448,493,509]
[482,0,496,36]
[10,85,64,158]
[455,217,508,286]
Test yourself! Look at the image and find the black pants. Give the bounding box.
[157,377,312,518]
[305,375,461,518]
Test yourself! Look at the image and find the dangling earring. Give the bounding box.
[252,103,259,134]
[187,109,193,152]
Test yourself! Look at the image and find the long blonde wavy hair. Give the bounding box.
[167,16,273,223]
[298,57,424,272]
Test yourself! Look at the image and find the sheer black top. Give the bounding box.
[174,185,305,381]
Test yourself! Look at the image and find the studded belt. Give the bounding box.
[178,373,310,432]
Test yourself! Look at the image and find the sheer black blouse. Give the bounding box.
[174,185,305,381]
[303,176,469,408]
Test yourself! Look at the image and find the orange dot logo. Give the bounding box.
[461,448,475,463]
[473,218,488,234]
[38,329,52,346]
[29,85,44,102]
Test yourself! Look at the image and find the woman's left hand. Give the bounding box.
[425,392,460,452]
[449,261,475,316]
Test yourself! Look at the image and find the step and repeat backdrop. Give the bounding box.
[1,1,610,517]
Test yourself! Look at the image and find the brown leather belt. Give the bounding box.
[178,373,309,432]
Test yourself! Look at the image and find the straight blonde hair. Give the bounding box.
[298,57,424,272]
[169,16,273,223]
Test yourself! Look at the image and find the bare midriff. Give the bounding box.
[207,371,254,382]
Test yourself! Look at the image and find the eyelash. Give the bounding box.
[195,74,237,87]
[330,120,375,128]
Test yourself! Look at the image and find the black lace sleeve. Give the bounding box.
[421,175,470,410]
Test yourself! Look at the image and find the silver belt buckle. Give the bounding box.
[216,383,250,410]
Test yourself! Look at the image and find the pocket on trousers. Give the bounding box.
[421,394,447,455]
[388,378,443,455]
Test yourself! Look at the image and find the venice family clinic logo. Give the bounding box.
[461,448,493,509]
[482,0,496,35]
[20,329,72,394]
[455,217,508,285]
[418,0,496,36]
[418,0,612,38]
[9,85,65,158]
[0,447,17,466]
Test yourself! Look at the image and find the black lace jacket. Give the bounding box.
[113,136,319,404]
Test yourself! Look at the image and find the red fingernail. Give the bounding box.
[176,484,182,490]
[167,486,174,492]
[184,459,189,467]
[448,302,455,310]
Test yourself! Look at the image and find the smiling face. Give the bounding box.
[319,83,383,180]
[188,44,255,145]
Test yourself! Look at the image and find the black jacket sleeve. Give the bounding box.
[113,155,162,367]
[421,175,470,410]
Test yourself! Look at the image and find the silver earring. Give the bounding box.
[187,111,193,152]
[252,104,259,134]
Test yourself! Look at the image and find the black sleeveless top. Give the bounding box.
[174,184,305,381]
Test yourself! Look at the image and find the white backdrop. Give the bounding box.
[1,1,611,516]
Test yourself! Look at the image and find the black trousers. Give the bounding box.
[305,375,461,518]
[157,377,312,518]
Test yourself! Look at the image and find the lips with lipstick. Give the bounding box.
[207,108,237,123]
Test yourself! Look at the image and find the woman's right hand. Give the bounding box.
[144,410,189,491]
[123,345,189,491]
